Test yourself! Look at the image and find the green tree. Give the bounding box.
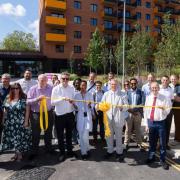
[69,51,75,74]
[1,30,37,51]
[154,14,180,75]
[127,30,154,76]
[85,28,105,72]
[101,47,109,75]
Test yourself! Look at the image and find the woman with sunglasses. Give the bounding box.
[1,83,31,161]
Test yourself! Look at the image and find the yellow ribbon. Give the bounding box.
[40,98,48,131]
[98,102,111,138]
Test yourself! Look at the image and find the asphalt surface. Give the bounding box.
[0,138,180,180]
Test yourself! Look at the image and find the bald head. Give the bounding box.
[110,79,118,92]
[38,74,48,88]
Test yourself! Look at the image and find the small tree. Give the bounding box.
[127,30,154,76]
[1,30,37,51]
[85,28,105,73]
[69,51,75,74]
[154,14,180,75]
[101,47,109,75]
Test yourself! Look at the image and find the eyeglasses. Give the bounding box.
[62,78,69,81]
[130,83,137,85]
[124,84,129,86]
[12,88,19,90]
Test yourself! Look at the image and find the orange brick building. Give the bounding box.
[39,0,180,73]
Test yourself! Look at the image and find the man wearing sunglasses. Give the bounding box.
[124,78,145,152]
[51,72,75,162]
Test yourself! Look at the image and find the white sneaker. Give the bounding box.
[54,139,58,144]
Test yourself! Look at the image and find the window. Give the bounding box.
[90,18,97,26]
[74,16,81,24]
[136,12,141,19]
[74,31,82,38]
[74,46,81,53]
[146,2,151,8]
[104,7,113,15]
[74,1,81,9]
[125,24,130,31]
[155,16,162,23]
[91,4,97,12]
[52,28,64,34]
[104,21,113,29]
[136,0,141,6]
[146,14,151,20]
[126,11,131,18]
[56,45,64,53]
[146,26,150,32]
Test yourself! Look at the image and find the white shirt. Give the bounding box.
[144,93,171,126]
[142,82,151,97]
[16,78,37,94]
[51,84,75,116]
[159,85,174,103]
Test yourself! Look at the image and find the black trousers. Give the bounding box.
[0,110,3,144]
[93,111,105,140]
[55,112,74,155]
[30,110,53,154]
[165,110,173,146]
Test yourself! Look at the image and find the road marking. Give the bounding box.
[142,142,180,172]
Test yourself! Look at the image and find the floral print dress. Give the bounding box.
[1,99,32,153]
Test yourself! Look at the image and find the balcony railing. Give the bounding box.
[46,16,66,26]
[45,0,66,11]
[46,33,67,42]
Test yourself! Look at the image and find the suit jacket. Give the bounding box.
[101,90,128,127]
[127,88,145,116]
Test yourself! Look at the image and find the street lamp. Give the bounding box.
[120,0,126,88]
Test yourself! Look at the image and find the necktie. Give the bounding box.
[150,96,157,121]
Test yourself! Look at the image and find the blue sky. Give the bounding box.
[0,0,39,44]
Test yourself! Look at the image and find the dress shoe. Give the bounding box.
[124,145,129,152]
[104,152,113,159]
[116,154,124,162]
[58,154,66,162]
[67,151,77,158]
[145,157,155,164]
[81,154,88,160]
[166,145,171,150]
[160,161,169,170]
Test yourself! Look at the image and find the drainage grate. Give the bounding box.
[7,166,56,180]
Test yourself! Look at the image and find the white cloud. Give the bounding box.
[28,19,39,46]
[0,3,26,17]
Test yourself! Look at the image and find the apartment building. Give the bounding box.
[39,0,180,73]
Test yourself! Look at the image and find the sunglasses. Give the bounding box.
[12,87,19,90]
[62,78,69,81]
[130,83,137,85]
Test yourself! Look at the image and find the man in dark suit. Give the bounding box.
[124,78,145,151]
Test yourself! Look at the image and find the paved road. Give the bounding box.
[0,139,180,180]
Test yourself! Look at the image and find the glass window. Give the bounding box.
[104,7,113,14]
[56,45,64,53]
[74,1,81,9]
[126,11,130,18]
[136,0,141,6]
[74,16,81,24]
[136,12,141,19]
[90,18,98,26]
[104,21,113,29]
[74,31,82,38]
[125,24,130,31]
[91,4,97,12]
[146,14,151,20]
[52,28,65,34]
[146,2,151,8]
[74,46,81,53]
[51,13,64,18]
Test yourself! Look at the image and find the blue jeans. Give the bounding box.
[148,119,166,162]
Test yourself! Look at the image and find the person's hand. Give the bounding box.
[145,126,149,133]
[37,95,46,101]
[158,106,165,110]
[24,121,29,128]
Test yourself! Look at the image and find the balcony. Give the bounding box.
[101,0,117,5]
[153,7,158,14]
[153,19,158,26]
[45,0,66,11]
[101,11,117,19]
[118,0,136,7]
[46,16,66,26]
[118,13,136,21]
[46,33,67,42]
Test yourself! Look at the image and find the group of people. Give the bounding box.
[0,70,179,171]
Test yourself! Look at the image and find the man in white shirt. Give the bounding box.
[51,72,75,162]
[159,75,174,149]
[97,79,128,162]
[16,69,37,94]
[87,72,96,94]
[144,82,171,170]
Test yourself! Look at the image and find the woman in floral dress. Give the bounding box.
[1,83,31,161]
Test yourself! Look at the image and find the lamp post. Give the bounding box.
[121,0,126,88]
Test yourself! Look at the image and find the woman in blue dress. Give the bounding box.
[1,83,31,161]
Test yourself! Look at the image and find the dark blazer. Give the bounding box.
[127,88,145,115]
